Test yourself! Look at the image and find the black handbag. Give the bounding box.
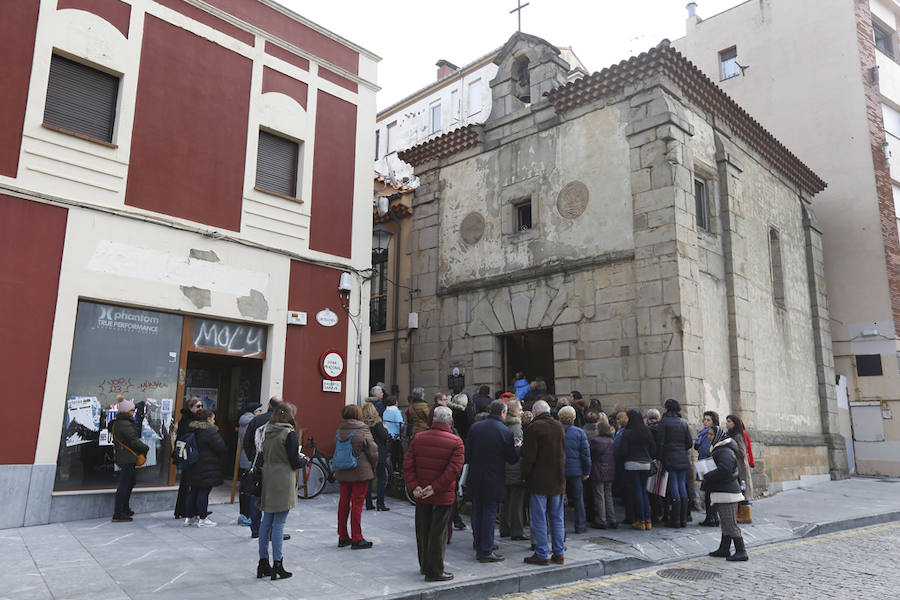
[241,453,263,496]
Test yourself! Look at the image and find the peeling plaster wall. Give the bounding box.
[33,207,291,466]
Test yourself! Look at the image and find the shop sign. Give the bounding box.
[192,318,267,357]
[316,309,339,327]
[320,349,345,379]
[322,380,342,393]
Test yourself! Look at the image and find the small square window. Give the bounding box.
[44,54,119,143]
[719,46,740,80]
[694,179,710,231]
[516,202,532,231]
[256,130,300,198]
[856,354,884,377]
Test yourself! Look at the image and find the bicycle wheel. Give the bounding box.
[299,461,327,499]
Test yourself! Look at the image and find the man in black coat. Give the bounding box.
[471,386,493,415]
[464,400,519,562]
[111,399,149,522]
[242,395,289,540]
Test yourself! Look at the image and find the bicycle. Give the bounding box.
[298,435,333,499]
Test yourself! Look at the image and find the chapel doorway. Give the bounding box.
[502,329,555,394]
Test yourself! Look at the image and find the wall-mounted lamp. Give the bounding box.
[372,224,393,253]
[872,65,880,86]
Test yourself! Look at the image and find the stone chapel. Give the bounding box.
[397,32,849,491]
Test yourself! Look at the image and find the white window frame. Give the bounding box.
[468,79,481,116]
[386,121,397,153]
[719,46,739,80]
[430,102,441,134]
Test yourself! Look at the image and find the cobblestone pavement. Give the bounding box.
[494,522,900,600]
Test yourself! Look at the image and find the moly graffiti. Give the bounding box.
[192,318,267,356]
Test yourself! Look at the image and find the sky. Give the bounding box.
[279,0,746,110]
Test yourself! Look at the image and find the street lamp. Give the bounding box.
[372,224,393,254]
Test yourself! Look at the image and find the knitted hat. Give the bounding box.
[117,399,135,413]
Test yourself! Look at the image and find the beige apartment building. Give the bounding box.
[675,0,900,476]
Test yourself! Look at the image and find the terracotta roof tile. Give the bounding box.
[545,43,826,196]
[397,124,481,166]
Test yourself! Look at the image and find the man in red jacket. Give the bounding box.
[404,406,465,582]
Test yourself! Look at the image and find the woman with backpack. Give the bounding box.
[173,396,203,518]
[183,409,225,527]
[256,402,305,581]
[334,404,379,549]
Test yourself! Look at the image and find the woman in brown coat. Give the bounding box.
[334,404,379,549]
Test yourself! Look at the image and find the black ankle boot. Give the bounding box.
[727,537,748,561]
[679,498,689,528]
[709,535,732,558]
[271,559,292,580]
[668,499,681,528]
[256,558,272,578]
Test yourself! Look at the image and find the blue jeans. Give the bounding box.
[367,463,389,507]
[626,470,651,521]
[250,496,262,534]
[259,510,289,561]
[471,497,499,558]
[529,493,565,559]
[566,477,586,531]
[186,486,211,518]
[667,469,688,499]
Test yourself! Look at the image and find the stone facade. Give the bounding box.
[400,33,848,492]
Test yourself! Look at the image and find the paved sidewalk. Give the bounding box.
[2,477,899,600]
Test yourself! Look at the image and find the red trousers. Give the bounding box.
[338,480,369,542]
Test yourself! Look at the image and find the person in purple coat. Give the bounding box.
[589,419,617,528]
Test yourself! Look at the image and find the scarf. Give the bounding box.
[710,425,730,447]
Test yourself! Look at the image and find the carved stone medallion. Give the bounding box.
[460,211,485,244]
[557,181,589,219]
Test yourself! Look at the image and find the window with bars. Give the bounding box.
[370,249,388,331]
[256,130,300,198]
[43,54,119,143]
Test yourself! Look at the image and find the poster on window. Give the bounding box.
[187,388,218,412]
[65,396,101,447]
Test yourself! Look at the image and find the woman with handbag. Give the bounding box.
[725,414,754,523]
[657,399,694,528]
[256,402,305,580]
[111,399,149,522]
[702,426,749,561]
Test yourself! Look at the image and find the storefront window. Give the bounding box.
[54,301,183,490]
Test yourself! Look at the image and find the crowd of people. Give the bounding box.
[107,377,757,584]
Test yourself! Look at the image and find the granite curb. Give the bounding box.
[379,509,900,600]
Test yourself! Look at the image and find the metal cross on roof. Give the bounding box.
[510,0,530,32]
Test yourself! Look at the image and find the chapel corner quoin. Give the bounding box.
[398,32,845,496]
